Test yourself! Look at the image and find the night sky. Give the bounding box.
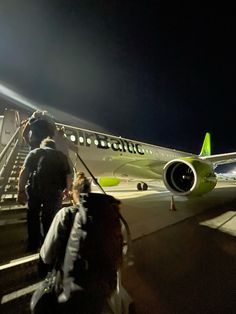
[0,1,236,156]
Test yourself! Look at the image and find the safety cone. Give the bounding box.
[170,195,176,211]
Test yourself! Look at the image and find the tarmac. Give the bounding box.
[108,181,236,314]
[1,180,236,313]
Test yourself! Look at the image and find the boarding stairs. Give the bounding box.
[0,125,71,313]
[0,147,29,209]
[0,125,34,313]
[0,124,29,208]
[0,122,133,313]
[0,125,60,312]
[0,124,67,313]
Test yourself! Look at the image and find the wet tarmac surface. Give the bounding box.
[122,204,236,314]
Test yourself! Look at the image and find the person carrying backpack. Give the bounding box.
[31,193,125,314]
[17,138,72,252]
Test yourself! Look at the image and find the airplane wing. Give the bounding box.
[200,152,236,166]
[198,132,236,166]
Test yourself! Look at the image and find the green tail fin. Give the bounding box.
[199,132,211,156]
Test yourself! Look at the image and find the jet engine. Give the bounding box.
[163,157,217,197]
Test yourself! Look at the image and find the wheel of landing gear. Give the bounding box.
[137,182,142,190]
[143,182,148,190]
[137,182,148,191]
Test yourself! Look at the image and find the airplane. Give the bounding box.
[56,123,236,197]
[2,107,236,198]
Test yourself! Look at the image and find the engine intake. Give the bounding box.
[163,157,217,196]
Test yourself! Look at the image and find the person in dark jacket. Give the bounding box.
[17,138,72,251]
[22,110,56,150]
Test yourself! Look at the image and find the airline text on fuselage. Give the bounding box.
[74,130,145,155]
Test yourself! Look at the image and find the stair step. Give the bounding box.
[1,284,36,314]
[10,171,18,176]
[10,169,21,174]
[18,151,28,154]
[0,255,39,313]
[14,163,24,168]
[7,179,18,184]
[1,193,17,198]
[0,206,26,216]
[5,184,17,190]
[5,188,17,194]
[0,198,18,208]
[16,155,26,159]
[0,214,28,264]
[0,254,39,296]
[12,165,23,170]
[1,197,17,202]
[15,157,24,161]
[0,216,26,226]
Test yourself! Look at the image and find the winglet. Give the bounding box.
[199,132,211,156]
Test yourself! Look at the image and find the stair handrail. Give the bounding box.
[0,127,21,167]
[0,126,22,199]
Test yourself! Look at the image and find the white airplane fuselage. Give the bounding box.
[62,123,194,181]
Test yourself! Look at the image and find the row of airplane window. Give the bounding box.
[69,135,154,155]
[68,135,182,160]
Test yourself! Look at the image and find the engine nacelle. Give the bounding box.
[163,157,217,197]
[98,177,120,187]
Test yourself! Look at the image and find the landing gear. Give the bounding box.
[137,182,148,191]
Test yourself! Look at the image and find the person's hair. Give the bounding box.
[72,172,91,203]
[73,171,91,189]
[40,137,56,149]
[73,171,86,187]
[77,171,85,177]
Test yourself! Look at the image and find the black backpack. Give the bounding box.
[29,118,55,146]
[65,193,123,293]
[31,148,69,193]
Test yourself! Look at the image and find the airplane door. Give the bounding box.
[0,109,20,146]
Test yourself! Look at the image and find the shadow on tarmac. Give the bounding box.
[122,197,236,314]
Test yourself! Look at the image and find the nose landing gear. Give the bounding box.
[137,182,148,191]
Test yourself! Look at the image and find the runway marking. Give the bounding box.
[200,211,236,237]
